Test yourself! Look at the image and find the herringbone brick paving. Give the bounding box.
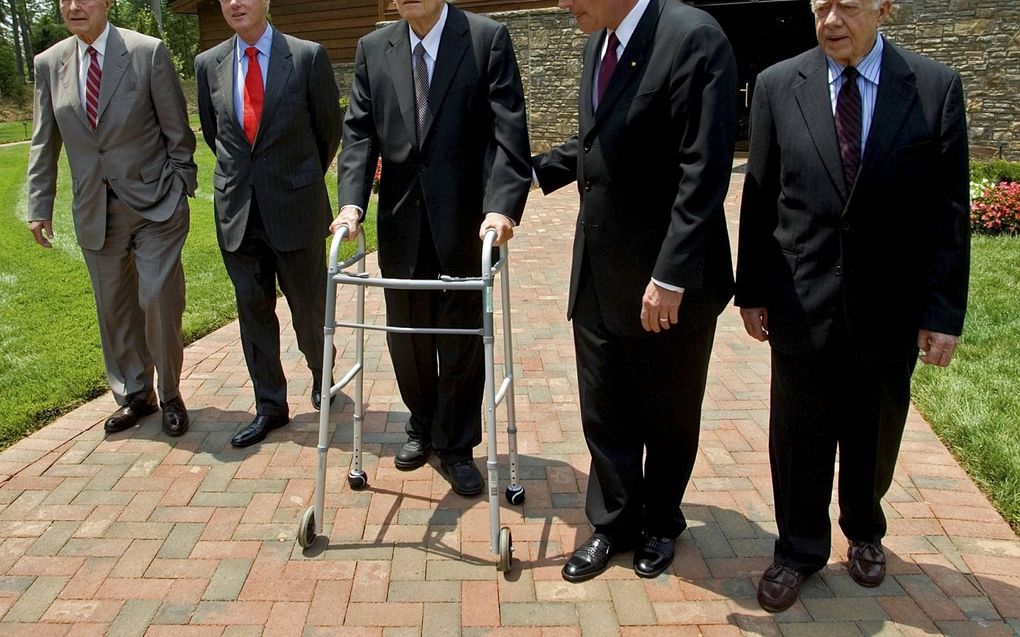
[1,167,1018,635]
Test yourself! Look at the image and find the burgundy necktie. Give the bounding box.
[835,66,862,191]
[85,46,101,129]
[243,46,264,145]
[596,31,620,107]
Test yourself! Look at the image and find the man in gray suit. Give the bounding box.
[27,0,197,437]
[195,0,342,448]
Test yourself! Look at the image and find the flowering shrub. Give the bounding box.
[970,180,1020,235]
[371,158,382,193]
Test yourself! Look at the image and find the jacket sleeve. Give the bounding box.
[337,38,379,219]
[26,55,61,222]
[309,43,342,174]
[151,40,197,197]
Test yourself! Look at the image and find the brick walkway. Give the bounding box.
[2,168,1018,636]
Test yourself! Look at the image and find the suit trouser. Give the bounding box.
[383,215,484,464]
[769,343,917,574]
[81,192,189,406]
[220,199,327,418]
[571,266,716,544]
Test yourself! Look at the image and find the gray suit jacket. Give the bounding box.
[27,26,198,251]
[195,28,342,253]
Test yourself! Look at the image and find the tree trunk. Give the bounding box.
[7,0,25,83]
[16,0,32,80]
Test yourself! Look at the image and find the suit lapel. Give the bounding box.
[385,23,418,147]
[57,39,91,131]
[857,40,916,189]
[592,0,659,125]
[97,27,129,125]
[578,35,597,135]
[793,49,848,201]
[423,6,469,144]
[257,29,293,146]
[215,37,241,138]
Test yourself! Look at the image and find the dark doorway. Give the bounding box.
[690,0,816,150]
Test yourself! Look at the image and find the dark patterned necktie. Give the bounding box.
[85,46,101,129]
[835,66,862,191]
[596,31,619,107]
[413,42,429,146]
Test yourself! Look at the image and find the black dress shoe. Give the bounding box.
[394,437,432,471]
[847,541,886,587]
[160,397,189,437]
[562,534,615,582]
[231,415,289,448]
[439,458,484,496]
[757,562,807,613]
[634,535,676,578]
[104,395,158,433]
[311,377,335,411]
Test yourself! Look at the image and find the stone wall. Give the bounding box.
[884,0,1020,160]
[332,8,586,152]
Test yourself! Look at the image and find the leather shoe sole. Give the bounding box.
[104,400,158,433]
[633,536,676,578]
[757,563,806,613]
[231,415,289,448]
[161,398,189,437]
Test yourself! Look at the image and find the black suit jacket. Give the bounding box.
[534,0,738,338]
[195,28,342,253]
[735,39,970,357]
[338,4,532,278]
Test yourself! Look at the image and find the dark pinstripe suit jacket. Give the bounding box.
[196,28,342,252]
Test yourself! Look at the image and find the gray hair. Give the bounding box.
[809,0,886,11]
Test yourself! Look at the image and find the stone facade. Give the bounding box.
[870,1,1019,160]
[333,2,1019,160]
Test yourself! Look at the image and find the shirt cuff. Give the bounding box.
[651,277,685,294]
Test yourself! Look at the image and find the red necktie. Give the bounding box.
[243,46,263,145]
[85,46,101,129]
[596,31,620,107]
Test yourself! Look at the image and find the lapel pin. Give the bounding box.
[630,61,636,67]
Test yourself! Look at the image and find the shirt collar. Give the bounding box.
[827,33,884,86]
[408,2,448,62]
[611,0,650,51]
[77,21,111,59]
[235,23,274,62]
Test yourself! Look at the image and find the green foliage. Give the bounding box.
[0,45,26,101]
[912,234,1020,531]
[970,159,1020,184]
[29,12,69,54]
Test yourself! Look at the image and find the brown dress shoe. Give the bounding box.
[847,541,886,587]
[161,397,189,437]
[757,562,806,613]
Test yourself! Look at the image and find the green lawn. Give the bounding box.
[0,143,375,448]
[912,234,1020,531]
[0,120,33,144]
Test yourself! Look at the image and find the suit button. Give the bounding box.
[415,199,422,208]
[842,222,851,231]
[835,265,843,276]
[584,179,592,192]
[583,143,591,152]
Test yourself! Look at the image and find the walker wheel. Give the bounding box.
[297,506,316,548]
[505,485,525,505]
[498,526,513,573]
[348,471,368,490]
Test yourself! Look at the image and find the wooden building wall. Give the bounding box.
[177,0,559,64]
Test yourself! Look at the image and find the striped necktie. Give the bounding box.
[835,66,862,191]
[85,46,101,129]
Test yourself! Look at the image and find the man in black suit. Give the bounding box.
[735,0,969,612]
[534,0,737,581]
[333,0,531,496]
[195,0,342,447]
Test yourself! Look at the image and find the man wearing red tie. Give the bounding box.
[195,0,342,447]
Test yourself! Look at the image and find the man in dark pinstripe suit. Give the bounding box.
[195,0,342,447]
